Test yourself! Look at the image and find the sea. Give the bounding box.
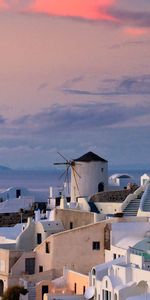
[0,168,148,200]
[0,169,60,200]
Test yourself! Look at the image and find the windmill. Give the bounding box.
[54,152,81,201]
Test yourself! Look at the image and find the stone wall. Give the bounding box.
[54,209,95,230]
[0,211,34,227]
[90,190,132,203]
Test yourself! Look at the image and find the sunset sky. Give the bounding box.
[0,0,150,169]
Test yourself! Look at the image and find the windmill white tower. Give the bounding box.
[71,151,108,202]
[54,151,108,203]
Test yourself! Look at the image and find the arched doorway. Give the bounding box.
[0,280,4,296]
[98,182,104,192]
[137,280,148,295]
[114,293,117,300]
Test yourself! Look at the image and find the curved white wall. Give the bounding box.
[71,161,108,201]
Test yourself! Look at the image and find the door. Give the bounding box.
[25,258,35,275]
[42,285,48,300]
[98,182,104,192]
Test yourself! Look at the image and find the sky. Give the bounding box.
[0,0,150,169]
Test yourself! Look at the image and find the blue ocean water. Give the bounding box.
[0,169,148,192]
[0,169,61,200]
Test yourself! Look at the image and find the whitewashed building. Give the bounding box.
[89,221,150,300]
[109,174,133,190]
[0,211,64,251]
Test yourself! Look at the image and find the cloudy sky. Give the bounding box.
[0,0,150,169]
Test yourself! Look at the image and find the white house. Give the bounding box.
[90,251,150,300]
[0,187,31,201]
[140,174,150,186]
[109,174,133,190]
[0,210,64,251]
[89,220,150,300]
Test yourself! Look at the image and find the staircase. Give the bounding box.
[141,184,150,212]
[123,197,141,216]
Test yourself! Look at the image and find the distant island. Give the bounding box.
[0,165,11,171]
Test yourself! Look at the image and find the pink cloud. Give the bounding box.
[0,0,8,10]
[29,0,115,20]
[1,0,149,38]
[0,0,116,21]
[124,27,148,36]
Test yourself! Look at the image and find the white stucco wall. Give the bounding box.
[0,187,31,201]
[140,174,150,186]
[71,161,108,201]
[111,222,150,246]
[95,203,121,214]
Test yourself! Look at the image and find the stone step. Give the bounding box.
[123,197,141,216]
[124,213,137,216]
[124,208,139,211]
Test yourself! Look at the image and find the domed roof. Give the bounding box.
[110,173,132,179]
[75,151,107,162]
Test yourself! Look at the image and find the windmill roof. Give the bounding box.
[75,151,108,162]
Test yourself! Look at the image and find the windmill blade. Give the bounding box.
[54,152,72,196]
[59,168,68,180]
[71,165,81,179]
[54,162,68,165]
[63,165,70,182]
[67,172,70,195]
[57,151,69,162]
[65,166,70,195]
[72,167,80,193]
[64,165,70,194]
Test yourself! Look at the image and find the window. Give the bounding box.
[102,289,105,300]
[101,168,104,172]
[92,268,96,275]
[39,266,43,272]
[83,286,86,294]
[45,242,50,253]
[102,290,111,300]
[16,189,21,198]
[113,253,117,259]
[74,283,77,294]
[92,241,100,250]
[37,233,42,244]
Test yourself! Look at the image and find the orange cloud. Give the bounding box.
[27,0,116,21]
[124,27,148,36]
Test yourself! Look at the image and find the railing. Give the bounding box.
[138,183,150,212]
[118,185,144,213]
[129,246,150,261]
